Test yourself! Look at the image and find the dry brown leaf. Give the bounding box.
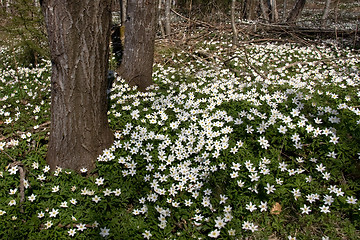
[270,202,282,215]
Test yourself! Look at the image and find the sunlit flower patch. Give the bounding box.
[0,40,359,239]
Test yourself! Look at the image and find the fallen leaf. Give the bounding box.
[270,202,282,215]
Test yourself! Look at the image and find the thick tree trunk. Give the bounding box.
[41,0,114,172]
[118,0,157,91]
[286,0,306,24]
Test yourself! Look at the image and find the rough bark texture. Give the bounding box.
[41,0,114,172]
[117,0,157,92]
[286,0,306,24]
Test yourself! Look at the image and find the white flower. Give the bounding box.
[319,205,330,213]
[259,201,267,212]
[68,229,76,237]
[49,208,59,217]
[300,204,311,214]
[208,229,221,238]
[142,230,152,239]
[346,196,357,204]
[214,217,225,229]
[246,202,257,212]
[44,221,53,229]
[52,185,59,193]
[95,177,105,186]
[37,211,44,218]
[8,166,18,175]
[28,194,36,202]
[8,199,16,206]
[99,227,110,237]
[77,223,87,231]
[92,195,101,203]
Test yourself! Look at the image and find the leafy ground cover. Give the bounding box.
[0,39,359,239]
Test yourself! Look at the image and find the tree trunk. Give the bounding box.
[321,0,331,27]
[158,0,166,38]
[243,0,259,20]
[286,0,306,24]
[121,0,127,25]
[230,0,238,46]
[259,0,270,22]
[41,0,114,172]
[164,0,171,37]
[282,0,287,21]
[270,0,279,23]
[117,0,157,92]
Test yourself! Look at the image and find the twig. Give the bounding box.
[19,165,25,213]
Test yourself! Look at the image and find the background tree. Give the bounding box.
[41,0,114,172]
[321,0,331,27]
[164,0,171,37]
[117,0,158,91]
[286,0,306,24]
[230,0,238,46]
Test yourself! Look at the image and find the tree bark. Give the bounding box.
[121,0,127,25]
[41,0,114,172]
[230,0,238,46]
[243,0,259,20]
[259,0,270,22]
[117,0,157,92]
[158,0,166,38]
[286,0,306,24]
[321,0,331,27]
[164,0,171,37]
[270,0,279,23]
[282,0,287,21]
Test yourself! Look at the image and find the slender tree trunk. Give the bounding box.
[121,0,127,25]
[231,0,238,46]
[270,0,279,23]
[41,0,114,172]
[118,0,157,91]
[282,0,287,21]
[164,0,171,37]
[259,0,270,22]
[286,0,306,24]
[243,0,259,20]
[321,0,331,27]
[158,0,166,38]
[334,0,339,24]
